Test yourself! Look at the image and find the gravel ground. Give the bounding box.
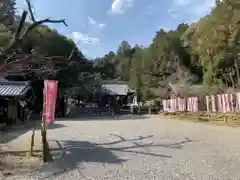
[4,114,240,180]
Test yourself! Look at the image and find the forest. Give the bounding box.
[1,0,240,101]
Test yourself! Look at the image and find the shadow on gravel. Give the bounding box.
[39,135,193,178]
[1,134,194,179]
[95,134,193,152]
[39,140,127,178]
[100,135,175,158]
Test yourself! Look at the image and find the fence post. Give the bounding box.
[206,96,211,121]
[30,128,35,156]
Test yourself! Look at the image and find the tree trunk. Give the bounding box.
[228,68,235,89]
[234,58,240,87]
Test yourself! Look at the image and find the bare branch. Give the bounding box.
[15,11,28,39]
[0,52,81,78]
[0,0,72,78]
[0,54,19,71]
[25,0,36,22]
[0,0,68,58]
[67,47,76,61]
[20,18,67,39]
[25,0,68,27]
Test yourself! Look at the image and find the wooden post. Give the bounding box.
[149,103,152,115]
[224,114,228,123]
[208,112,211,121]
[41,89,47,162]
[30,128,35,156]
[137,102,140,115]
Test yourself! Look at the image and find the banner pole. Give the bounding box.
[42,87,47,162]
[41,80,58,162]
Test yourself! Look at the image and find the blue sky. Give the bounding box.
[15,0,215,58]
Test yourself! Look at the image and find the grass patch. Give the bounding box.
[162,112,240,127]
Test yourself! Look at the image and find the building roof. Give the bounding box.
[102,83,133,95]
[0,77,7,81]
[0,81,31,97]
[102,80,129,84]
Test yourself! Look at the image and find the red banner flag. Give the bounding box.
[44,80,58,126]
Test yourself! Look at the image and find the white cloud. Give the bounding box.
[99,23,106,28]
[173,0,191,6]
[88,17,96,25]
[110,0,134,14]
[71,32,100,45]
[189,0,215,18]
[170,0,215,22]
[88,17,106,29]
[168,8,179,18]
[146,6,155,15]
[70,32,105,58]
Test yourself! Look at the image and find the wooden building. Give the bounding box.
[101,82,135,106]
[0,80,35,126]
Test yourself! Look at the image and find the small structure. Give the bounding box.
[0,80,35,126]
[101,82,135,106]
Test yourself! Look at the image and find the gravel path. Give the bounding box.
[5,114,240,180]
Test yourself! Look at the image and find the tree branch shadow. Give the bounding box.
[95,134,154,146]
[1,134,194,178]
[95,134,193,150]
[38,135,193,178]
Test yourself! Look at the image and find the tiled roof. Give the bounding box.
[102,80,128,84]
[102,84,131,95]
[0,77,7,81]
[0,81,31,97]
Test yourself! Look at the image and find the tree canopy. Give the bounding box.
[2,0,240,100]
[93,0,240,99]
[0,0,99,99]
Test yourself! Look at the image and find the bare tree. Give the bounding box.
[0,0,75,77]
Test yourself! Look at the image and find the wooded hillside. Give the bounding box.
[94,0,240,100]
[1,0,240,101]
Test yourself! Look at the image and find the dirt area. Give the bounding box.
[0,123,64,179]
[0,152,40,178]
[0,122,44,178]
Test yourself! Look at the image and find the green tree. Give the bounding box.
[0,0,15,25]
[92,1,240,98]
